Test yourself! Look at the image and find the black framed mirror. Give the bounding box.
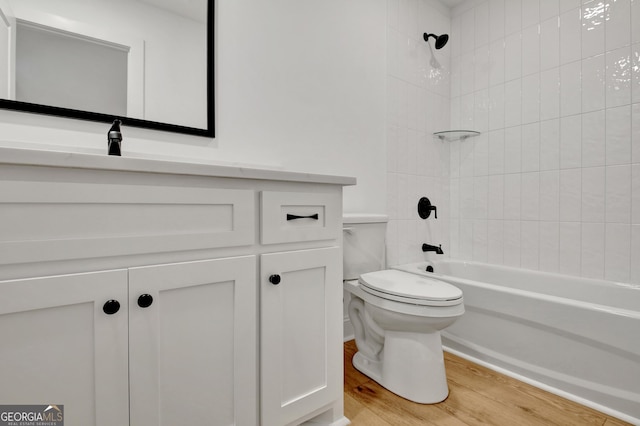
[0,0,214,137]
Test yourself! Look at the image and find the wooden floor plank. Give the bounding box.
[343,336,368,390]
[444,353,608,426]
[343,393,395,426]
[343,340,631,426]
[604,417,636,426]
[437,377,554,426]
[347,379,466,426]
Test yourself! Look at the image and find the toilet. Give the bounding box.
[343,214,464,404]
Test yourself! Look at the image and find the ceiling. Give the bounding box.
[135,0,465,24]
[137,0,207,23]
[136,0,464,24]
[439,0,467,8]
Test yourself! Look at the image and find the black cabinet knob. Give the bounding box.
[103,299,121,315]
[137,294,153,308]
[269,274,281,285]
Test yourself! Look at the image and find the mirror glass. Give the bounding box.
[0,0,213,137]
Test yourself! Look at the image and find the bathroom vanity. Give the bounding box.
[0,147,354,426]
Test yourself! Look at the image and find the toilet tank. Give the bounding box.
[343,214,388,280]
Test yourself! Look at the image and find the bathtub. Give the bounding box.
[394,260,640,424]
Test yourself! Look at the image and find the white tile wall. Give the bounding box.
[540,170,560,221]
[605,223,631,281]
[559,0,580,15]
[450,0,640,284]
[560,61,582,116]
[581,222,605,278]
[581,54,605,113]
[582,110,606,166]
[559,221,581,275]
[632,224,640,281]
[606,46,632,108]
[385,0,450,266]
[539,221,560,271]
[633,0,640,44]
[540,17,561,70]
[634,102,640,163]
[540,0,560,22]
[504,0,522,36]
[521,221,541,269]
[560,8,582,65]
[633,43,640,103]
[581,2,605,59]
[605,0,631,52]
[540,118,561,169]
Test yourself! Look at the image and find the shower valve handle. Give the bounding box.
[418,197,437,219]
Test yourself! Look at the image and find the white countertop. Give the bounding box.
[0,146,357,186]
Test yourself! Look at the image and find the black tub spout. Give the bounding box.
[422,243,443,254]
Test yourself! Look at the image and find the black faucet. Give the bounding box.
[108,119,123,156]
[422,243,443,254]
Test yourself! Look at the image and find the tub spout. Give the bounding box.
[422,243,443,254]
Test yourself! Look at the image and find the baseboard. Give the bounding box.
[302,416,351,426]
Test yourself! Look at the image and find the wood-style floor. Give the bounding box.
[343,340,632,426]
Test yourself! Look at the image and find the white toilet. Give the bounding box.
[343,214,464,404]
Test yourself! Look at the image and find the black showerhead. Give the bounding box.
[435,33,448,49]
[423,33,449,49]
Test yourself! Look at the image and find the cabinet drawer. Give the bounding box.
[0,182,255,265]
[260,191,340,244]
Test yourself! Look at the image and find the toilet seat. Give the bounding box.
[359,269,462,307]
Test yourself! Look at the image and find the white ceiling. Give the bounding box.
[137,0,464,24]
[439,0,467,8]
[136,0,465,25]
[137,0,207,23]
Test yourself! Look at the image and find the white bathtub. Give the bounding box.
[394,260,640,424]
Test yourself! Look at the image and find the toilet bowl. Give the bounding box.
[342,215,464,404]
[345,270,463,403]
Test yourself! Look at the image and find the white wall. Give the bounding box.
[449,0,640,284]
[0,0,387,214]
[0,5,10,99]
[216,0,387,213]
[385,0,451,267]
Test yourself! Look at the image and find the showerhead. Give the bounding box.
[423,33,449,49]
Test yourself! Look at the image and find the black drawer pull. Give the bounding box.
[286,213,319,221]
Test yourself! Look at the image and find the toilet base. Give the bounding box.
[352,330,449,404]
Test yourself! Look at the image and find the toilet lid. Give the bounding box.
[359,269,462,304]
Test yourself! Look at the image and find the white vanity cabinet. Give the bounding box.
[259,190,344,426]
[0,257,257,426]
[261,247,342,426]
[128,256,257,426]
[0,147,354,426]
[0,270,130,426]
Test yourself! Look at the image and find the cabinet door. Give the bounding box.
[261,247,342,426]
[129,256,257,426]
[0,270,129,426]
